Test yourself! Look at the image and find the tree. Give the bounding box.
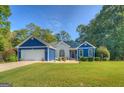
[96,46,110,60]
[11,29,29,47]
[0,5,11,51]
[55,31,71,41]
[12,23,57,46]
[76,24,88,43]
[76,6,124,60]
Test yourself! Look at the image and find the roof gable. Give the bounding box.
[55,41,70,48]
[16,36,48,48]
[77,41,96,48]
[20,37,46,47]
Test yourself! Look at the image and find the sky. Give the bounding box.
[9,5,102,40]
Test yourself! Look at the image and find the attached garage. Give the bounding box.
[21,49,45,61]
[16,36,55,61]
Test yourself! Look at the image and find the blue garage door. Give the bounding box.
[83,49,88,57]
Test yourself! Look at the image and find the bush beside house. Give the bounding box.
[94,57,100,61]
[2,48,17,62]
[96,46,110,61]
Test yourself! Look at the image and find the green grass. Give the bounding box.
[0,61,124,87]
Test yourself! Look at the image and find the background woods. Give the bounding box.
[76,6,124,60]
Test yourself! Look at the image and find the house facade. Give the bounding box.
[16,36,96,61]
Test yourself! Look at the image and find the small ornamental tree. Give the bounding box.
[96,46,110,60]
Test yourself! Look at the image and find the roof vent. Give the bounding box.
[31,37,34,40]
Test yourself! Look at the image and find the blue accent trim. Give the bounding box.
[77,47,96,60]
[17,48,21,61]
[45,47,48,61]
[83,49,88,57]
[79,43,93,48]
[20,38,46,47]
[49,48,55,61]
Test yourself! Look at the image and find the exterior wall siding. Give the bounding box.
[20,38,46,47]
[77,42,96,60]
[55,42,70,59]
[17,36,96,62]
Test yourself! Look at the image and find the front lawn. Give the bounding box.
[0,61,124,87]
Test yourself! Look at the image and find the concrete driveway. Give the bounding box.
[0,62,37,72]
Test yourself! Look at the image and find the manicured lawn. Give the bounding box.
[0,61,124,87]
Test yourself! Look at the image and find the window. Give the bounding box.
[89,48,93,57]
[59,49,65,57]
[79,49,83,57]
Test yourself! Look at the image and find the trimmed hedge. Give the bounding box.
[94,57,101,61]
[102,57,109,61]
[79,57,88,61]
[57,57,66,61]
[88,57,94,61]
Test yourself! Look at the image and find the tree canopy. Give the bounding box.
[76,6,124,60]
[12,23,57,47]
[55,30,71,42]
[0,5,11,51]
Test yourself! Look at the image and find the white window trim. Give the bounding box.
[79,49,83,57]
[88,48,93,57]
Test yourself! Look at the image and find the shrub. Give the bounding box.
[102,57,109,61]
[79,57,88,61]
[2,48,17,62]
[57,58,60,61]
[6,54,17,62]
[61,57,66,61]
[57,57,66,61]
[94,57,101,61]
[88,57,94,61]
[96,46,110,60]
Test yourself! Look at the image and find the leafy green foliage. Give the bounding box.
[88,57,94,61]
[79,57,88,61]
[0,5,11,51]
[76,6,124,60]
[12,23,57,47]
[94,57,101,61]
[55,30,71,41]
[2,49,17,62]
[97,46,110,60]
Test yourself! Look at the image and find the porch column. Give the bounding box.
[47,47,49,61]
[77,49,78,60]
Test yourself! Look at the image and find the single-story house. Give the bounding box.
[16,36,96,61]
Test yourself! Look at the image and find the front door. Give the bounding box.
[70,50,76,59]
[71,51,75,58]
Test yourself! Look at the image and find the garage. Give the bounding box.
[21,49,45,61]
[16,36,56,61]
